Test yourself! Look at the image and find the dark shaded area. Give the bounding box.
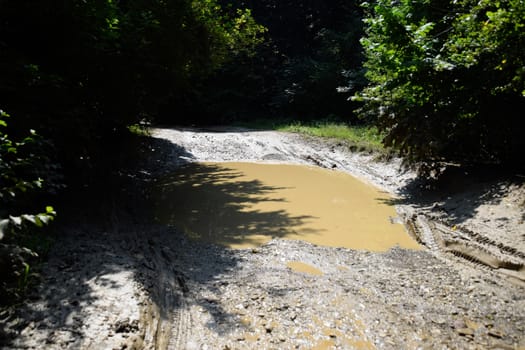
[0,135,313,346]
[0,0,264,306]
[0,0,261,178]
[383,165,525,227]
[154,162,316,247]
[178,0,366,125]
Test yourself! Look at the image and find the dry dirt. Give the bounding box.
[1,127,524,350]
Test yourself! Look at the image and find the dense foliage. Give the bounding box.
[0,0,264,302]
[0,110,57,303]
[193,0,366,122]
[354,0,525,170]
[1,0,264,173]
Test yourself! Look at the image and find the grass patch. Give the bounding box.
[279,122,384,151]
[235,118,386,154]
[127,122,151,136]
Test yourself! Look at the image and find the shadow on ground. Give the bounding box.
[383,165,525,226]
[0,134,311,347]
[153,162,316,247]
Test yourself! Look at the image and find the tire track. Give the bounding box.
[402,210,525,284]
[140,233,193,350]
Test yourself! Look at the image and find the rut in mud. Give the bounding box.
[2,127,524,350]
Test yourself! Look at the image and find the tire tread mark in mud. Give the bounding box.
[448,224,525,260]
[144,241,193,350]
[166,285,192,350]
[403,212,525,283]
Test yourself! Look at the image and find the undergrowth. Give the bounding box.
[235,118,387,155]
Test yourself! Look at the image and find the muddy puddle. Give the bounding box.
[286,261,324,276]
[155,162,420,251]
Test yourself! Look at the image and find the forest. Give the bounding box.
[1,0,524,303]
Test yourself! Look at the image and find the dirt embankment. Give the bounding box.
[1,127,524,350]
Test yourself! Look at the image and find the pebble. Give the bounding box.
[488,329,505,339]
[456,328,474,337]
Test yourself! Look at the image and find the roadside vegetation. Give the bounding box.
[278,121,385,153]
[0,111,58,304]
[236,118,386,154]
[0,0,264,304]
[354,0,525,171]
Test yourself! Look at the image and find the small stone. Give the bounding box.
[456,328,474,337]
[488,329,505,339]
[464,318,480,331]
[430,328,442,336]
[432,317,446,325]
[277,304,289,311]
[453,319,466,329]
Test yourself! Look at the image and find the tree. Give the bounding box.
[354,0,525,171]
[0,0,265,177]
[0,0,264,302]
[196,0,366,122]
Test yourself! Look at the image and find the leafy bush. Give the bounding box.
[198,0,366,123]
[353,0,525,172]
[1,0,265,176]
[0,110,57,304]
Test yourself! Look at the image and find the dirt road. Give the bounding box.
[2,127,524,349]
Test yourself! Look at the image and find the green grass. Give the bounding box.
[235,118,386,154]
[127,123,151,136]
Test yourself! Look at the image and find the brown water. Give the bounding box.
[286,261,324,276]
[155,162,420,251]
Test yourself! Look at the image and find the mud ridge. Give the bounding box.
[403,212,525,283]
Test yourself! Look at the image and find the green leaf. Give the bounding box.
[36,214,52,226]
[34,216,44,227]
